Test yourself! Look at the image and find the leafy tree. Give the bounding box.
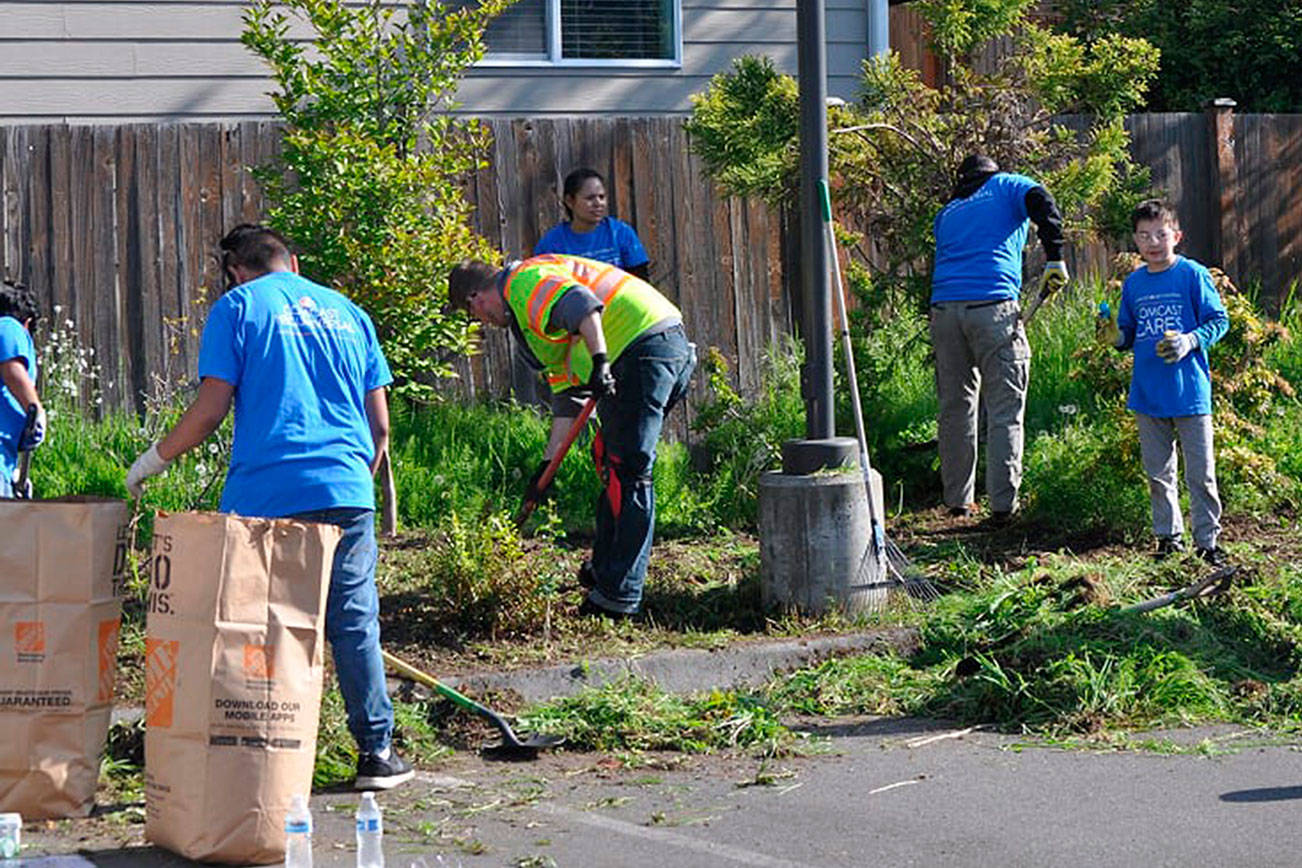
[242,0,514,399]
[687,0,1159,311]
[1056,0,1302,112]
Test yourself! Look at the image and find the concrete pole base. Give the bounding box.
[758,464,889,616]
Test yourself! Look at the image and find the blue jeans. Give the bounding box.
[589,326,695,614]
[290,507,393,754]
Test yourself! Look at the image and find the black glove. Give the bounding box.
[523,459,555,507]
[587,352,616,399]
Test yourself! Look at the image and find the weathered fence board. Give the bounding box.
[0,113,1299,423]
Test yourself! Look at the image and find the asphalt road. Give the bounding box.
[15,717,1302,867]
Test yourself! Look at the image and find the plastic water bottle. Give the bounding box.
[1098,300,1111,318]
[284,794,313,867]
[356,791,384,867]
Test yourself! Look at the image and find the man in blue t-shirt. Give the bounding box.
[0,282,46,499]
[930,154,1068,523]
[126,224,412,790]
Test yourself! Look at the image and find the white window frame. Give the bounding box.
[475,0,682,69]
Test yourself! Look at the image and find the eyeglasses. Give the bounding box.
[1134,230,1175,243]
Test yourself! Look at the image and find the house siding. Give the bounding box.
[0,0,872,122]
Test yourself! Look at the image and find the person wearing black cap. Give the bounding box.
[930,154,1067,523]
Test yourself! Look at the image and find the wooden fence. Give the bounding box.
[0,110,1299,421]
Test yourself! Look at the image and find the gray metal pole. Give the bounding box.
[797,0,833,441]
[866,0,889,58]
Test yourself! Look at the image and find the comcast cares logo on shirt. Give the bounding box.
[275,295,357,335]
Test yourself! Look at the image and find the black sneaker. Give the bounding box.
[947,502,978,517]
[1155,537,1185,558]
[988,509,1017,527]
[577,559,596,590]
[355,750,414,790]
[1196,546,1227,567]
[578,597,632,621]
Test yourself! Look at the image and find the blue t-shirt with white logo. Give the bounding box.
[1117,256,1228,417]
[930,173,1039,304]
[197,271,393,517]
[0,315,37,480]
[534,217,649,270]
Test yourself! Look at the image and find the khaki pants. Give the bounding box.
[930,299,1030,513]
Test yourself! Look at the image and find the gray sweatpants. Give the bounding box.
[1135,413,1221,549]
[930,299,1030,513]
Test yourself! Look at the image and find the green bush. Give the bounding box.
[689,343,807,528]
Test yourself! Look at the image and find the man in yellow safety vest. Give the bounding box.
[448,254,695,619]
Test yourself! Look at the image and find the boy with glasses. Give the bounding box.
[1097,199,1229,563]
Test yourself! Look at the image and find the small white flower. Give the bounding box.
[207,442,219,455]
[53,305,62,315]
[1057,404,1078,416]
[195,462,207,476]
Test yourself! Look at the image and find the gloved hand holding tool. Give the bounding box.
[1021,260,1070,324]
[523,460,555,507]
[1156,329,1197,364]
[12,404,41,500]
[1095,301,1123,347]
[126,443,173,499]
[587,352,616,399]
[515,397,598,527]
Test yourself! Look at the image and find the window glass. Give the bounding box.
[561,0,674,60]
[481,0,547,55]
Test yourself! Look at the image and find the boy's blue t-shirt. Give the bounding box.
[0,315,37,479]
[533,217,649,270]
[1117,256,1228,417]
[197,271,393,518]
[930,173,1039,304]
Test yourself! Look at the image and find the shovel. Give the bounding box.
[380,649,564,758]
[1122,565,1237,614]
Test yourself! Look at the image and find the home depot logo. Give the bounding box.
[145,638,179,728]
[15,621,45,662]
[97,619,121,704]
[243,644,274,681]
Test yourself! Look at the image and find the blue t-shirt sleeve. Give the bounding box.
[534,225,565,256]
[197,297,242,385]
[1002,174,1036,219]
[360,311,393,391]
[613,219,649,268]
[1191,265,1229,349]
[0,318,31,367]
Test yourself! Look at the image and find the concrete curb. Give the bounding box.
[111,628,919,727]
[426,627,920,703]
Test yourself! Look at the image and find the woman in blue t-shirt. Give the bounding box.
[534,168,650,280]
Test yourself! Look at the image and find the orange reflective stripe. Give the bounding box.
[591,271,631,302]
[525,275,569,338]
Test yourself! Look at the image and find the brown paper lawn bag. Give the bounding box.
[0,496,130,820]
[144,511,341,865]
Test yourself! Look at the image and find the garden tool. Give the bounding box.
[381,649,564,758]
[1021,263,1069,325]
[515,397,598,527]
[818,181,938,602]
[12,404,38,499]
[1122,565,1237,614]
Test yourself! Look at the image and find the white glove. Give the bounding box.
[1156,330,1197,364]
[126,443,172,498]
[1042,261,1069,293]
